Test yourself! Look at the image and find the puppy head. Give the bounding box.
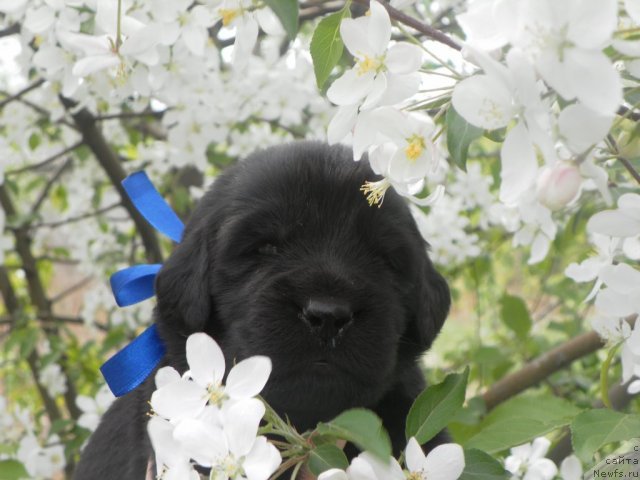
[155,142,450,429]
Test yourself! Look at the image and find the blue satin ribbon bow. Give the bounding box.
[100,172,184,397]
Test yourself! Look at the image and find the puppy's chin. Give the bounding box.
[260,362,392,432]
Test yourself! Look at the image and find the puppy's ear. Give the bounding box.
[155,225,211,335]
[406,254,451,352]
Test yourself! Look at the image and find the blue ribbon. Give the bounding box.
[100,324,166,397]
[101,171,185,397]
[110,264,163,307]
[122,171,184,243]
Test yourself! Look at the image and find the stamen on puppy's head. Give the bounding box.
[360,178,391,208]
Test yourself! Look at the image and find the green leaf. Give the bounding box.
[0,460,28,480]
[310,6,351,88]
[446,106,483,171]
[315,409,391,460]
[571,409,640,463]
[307,444,349,476]
[406,367,469,444]
[28,132,41,151]
[499,294,532,341]
[459,449,510,480]
[264,0,299,40]
[465,393,582,454]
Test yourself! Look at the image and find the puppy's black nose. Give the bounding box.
[301,298,353,345]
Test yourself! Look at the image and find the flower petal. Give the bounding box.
[318,469,349,480]
[361,73,388,110]
[233,16,259,69]
[182,24,207,56]
[619,194,640,220]
[558,103,612,154]
[368,0,391,55]
[155,366,181,388]
[626,0,640,23]
[595,288,636,317]
[243,436,282,480]
[563,49,622,116]
[560,455,582,480]
[423,443,465,480]
[150,379,207,420]
[567,0,617,49]
[587,210,640,238]
[499,123,538,204]
[72,55,120,77]
[186,333,226,387]
[340,18,370,58]
[222,398,265,457]
[328,105,358,145]
[599,264,640,294]
[377,72,420,107]
[225,356,272,399]
[173,418,227,467]
[452,74,515,130]
[457,0,508,50]
[327,70,374,106]
[405,437,426,473]
[386,43,422,74]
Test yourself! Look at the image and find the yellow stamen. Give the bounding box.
[208,384,226,405]
[360,178,391,207]
[405,134,426,162]
[356,55,383,75]
[219,8,240,26]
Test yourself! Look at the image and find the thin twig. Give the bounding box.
[30,202,122,230]
[6,142,82,176]
[50,276,94,304]
[606,134,640,185]
[618,156,640,185]
[32,158,73,212]
[0,23,20,38]
[617,104,640,122]
[0,79,45,110]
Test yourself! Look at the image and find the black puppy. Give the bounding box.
[74,141,450,479]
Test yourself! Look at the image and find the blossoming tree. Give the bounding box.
[0,0,639,478]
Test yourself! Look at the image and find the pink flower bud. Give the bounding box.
[536,163,582,211]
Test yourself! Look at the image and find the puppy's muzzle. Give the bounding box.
[300,298,354,347]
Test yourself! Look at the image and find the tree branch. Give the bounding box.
[30,202,122,230]
[482,331,604,410]
[606,134,640,185]
[0,79,45,110]
[351,0,462,51]
[6,142,82,177]
[617,105,640,122]
[32,158,73,213]
[60,97,164,263]
[0,22,20,38]
[50,276,94,304]
[0,267,64,425]
[0,185,82,426]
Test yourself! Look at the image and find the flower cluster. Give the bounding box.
[504,437,582,480]
[147,333,280,480]
[319,437,465,480]
[566,193,640,393]
[451,0,633,264]
[326,0,443,207]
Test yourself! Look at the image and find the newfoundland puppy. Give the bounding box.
[74,141,450,479]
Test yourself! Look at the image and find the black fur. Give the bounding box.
[74,141,450,479]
